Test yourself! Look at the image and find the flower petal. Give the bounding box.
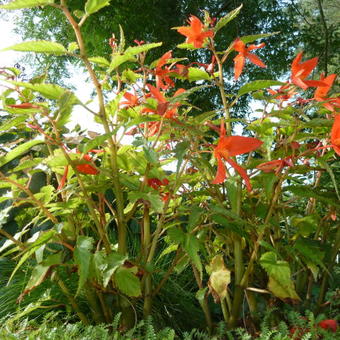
[226,158,252,192]
[212,154,226,184]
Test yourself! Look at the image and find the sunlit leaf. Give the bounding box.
[0,0,54,10]
[2,41,67,55]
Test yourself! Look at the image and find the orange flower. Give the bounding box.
[212,120,263,191]
[291,52,324,90]
[155,51,175,90]
[331,114,340,156]
[257,157,294,175]
[313,73,340,111]
[233,38,266,80]
[177,15,214,48]
[119,91,139,108]
[136,84,185,136]
[76,154,99,175]
[268,84,296,101]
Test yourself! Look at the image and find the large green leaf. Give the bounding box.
[85,0,110,14]
[74,236,94,295]
[214,4,243,32]
[19,252,62,301]
[7,230,56,284]
[183,234,202,276]
[238,80,284,96]
[109,53,136,72]
[187,67,211,82]
[0,116,27,132]
[125,42,162,56]
[0,0,53,9]
[260,252,300,301]
[79,132,114,154]
[2,41,67,55]
[0,140,44,168]
[114,267,141,297]
[8,81,73,100]
[208,255,231,302]
[294,239,325,270]
[93,250,127,287]
[88,56,110,67]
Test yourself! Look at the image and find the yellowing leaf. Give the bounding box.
[208,255,231,302]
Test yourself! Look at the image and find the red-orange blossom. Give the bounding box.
[212,120,263,191]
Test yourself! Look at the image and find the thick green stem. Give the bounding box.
[142,205,153,316]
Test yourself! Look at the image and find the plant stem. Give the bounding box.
[59,1,127,254]
[192,264,213,333]
[54,272,90,325]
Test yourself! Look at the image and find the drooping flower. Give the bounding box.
[58,151,100,190]
[331,114,340,156]
[313,73,340,111]
[267,84,296,102]
[177,15,214,48]
[233,38,266,80]
[133,84,185,137]
[257,157,294,175]
[76,153,99,175]
[212,120,263,191]
[154,51,175,90]
[119,91,140,108]
[291,52,325,90]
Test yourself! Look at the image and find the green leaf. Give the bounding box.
[174,141,189,174]
[143,146,159,164]
[128,191,164,213]
[214,4,243,32]
[260,252,300,301]
[80,132,114,154]
[208,255,231,302]
[238,80,284,96]
[318,158,340,200]
[0,0,54,9]
[294,239,325,269]
[285,185,340,208]
[114,267,141,297]
[196,287,208,303]
[109,53,136,72]
[88,56,110,67]
[187,67,211,82]
[85,0,110,14]
[0,140,44,168]
[2,40,67,55]
[168,227,186,244]
[8,81,72,100]
[187,205,203,231]
[291,215,317,237]
[183,234,202,276]
[21,252,62,298]
[93,250,127,287]
[74,236,94,295]
[7,230,56,284]
[240,32,279,44]
[0,116,27,132]
[125,42,162,56]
